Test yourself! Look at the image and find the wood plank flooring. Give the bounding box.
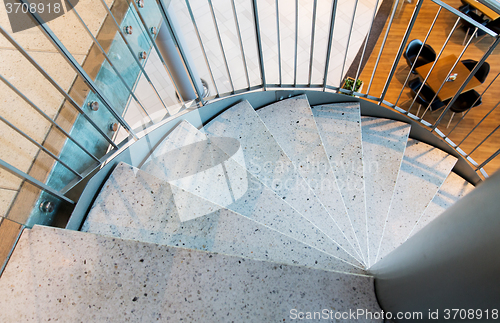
[359,0,500,177]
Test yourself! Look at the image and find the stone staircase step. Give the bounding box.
[82,162,363,273]
[360,117,411,267]
[0,225,381,322]
[407,172,475,239]
[140,121,364,268]
[376,139,458,262]
[311,102,369,265]
[203,100,362,262]
[256,95,364,264]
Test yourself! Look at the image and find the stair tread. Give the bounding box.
[360,117,411,267]
[82,162,363,274]
[256,95,364,264]
[0,226,380,322]
[140,121,364,268]
[377,139,458,262]
[311,102,369,265]
[203,100,362,262]
[408,172,474,239]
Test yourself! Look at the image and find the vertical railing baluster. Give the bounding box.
[293,0,298,86]
[0,25,119,149]
[456,101,500,147]
[469,125,500,156]
[184,0,219,97]
[231,0,251,89]
[98,0,172,112]
[431,36,500,131]
[409,17,461,115]
[339,0,360,88]
[22,0,138,140]
[251,0,266,89]
[323,0,338,90]
[0,74,100,162]
[0,159,75,205]
[308,0,318,86]
[71,5,154,123]
[367,0,401,95]
[422,28,477,118]
[446,73,499,137]
[208,0,235,93]
[275,0,282,86]
[0,115,82,178]
[155,0,206,105]
[128,0,185,111]
[353,0,381,92]
[476,149,500,171]
[395,7,441,107]
[378,0,424,103]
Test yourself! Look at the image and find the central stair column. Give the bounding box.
[371,171,500,320]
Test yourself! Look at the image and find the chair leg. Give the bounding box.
[463,28,470,46]
[416,104,421,118]
[447,112,455,128]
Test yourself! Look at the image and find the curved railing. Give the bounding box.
[0,0,499,241]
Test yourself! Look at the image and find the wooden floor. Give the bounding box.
[0,219,22,272]
[359,0,500,176]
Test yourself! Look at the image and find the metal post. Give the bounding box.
[323,0,338,90]
[156,21,203,101]
[208,0,234,93]
[155,0,206,103]
[231,0,250,89]
[0,73,99,162]
[371,170,500,319]
[22,0,139,139]
[353,0,381,91]
[98,0,172,111]
[339,0,360,88]
[409,17,461,115]
[447,73,499,137]
[395,7,441,107]
[308,0,318,86]
[276,0,282,86]
[476,149,500,171]
[184,0,219,96]
[0,115,82,179]
[71,5,153,123]
[0,25,119,149]
[367,0,401,95]
[0,159,75,205]
[251,0,267,89]
[293,0,298,86]
[378,0,423,103]
[127,0,182,112]
[431,36,500,131]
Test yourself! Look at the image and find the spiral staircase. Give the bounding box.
[0,94,476,321]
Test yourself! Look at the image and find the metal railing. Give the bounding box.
[0,0,499,229]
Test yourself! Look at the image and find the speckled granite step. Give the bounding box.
[376,139,457,262]
[256,95,364,264]
[360,117,411,268]
[203,100,362,263]
[82,162,363,274]
[140,121,364,268]
[311,102,368,266]
[0,226,381,322]
[407,172,474,239]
